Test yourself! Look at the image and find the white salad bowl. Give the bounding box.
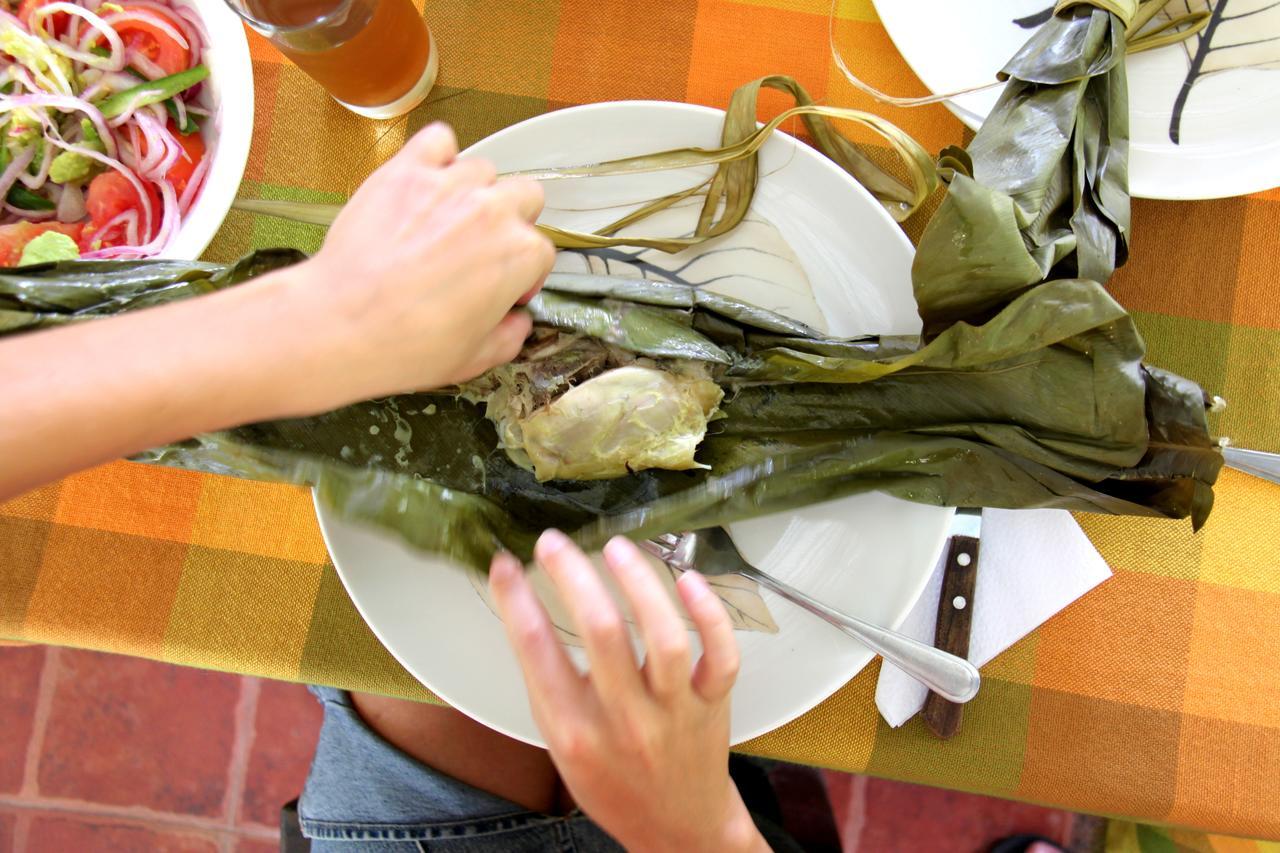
[163,0,253,260]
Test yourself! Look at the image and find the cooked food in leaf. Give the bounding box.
[517,365,720,482]
[460,333,724,482]
[0,252,1222,572]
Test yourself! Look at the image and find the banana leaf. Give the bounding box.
[235,74,938,251]
[0,252,1221,570]
[912,0,1152,336]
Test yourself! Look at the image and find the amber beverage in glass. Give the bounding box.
[226,0,437,119]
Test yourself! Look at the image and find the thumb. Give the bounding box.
[449,310,532,384]
[400,122,459,168]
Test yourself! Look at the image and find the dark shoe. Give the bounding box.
[989,834,1068,853]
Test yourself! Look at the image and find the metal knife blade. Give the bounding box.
[1224,447,1280,486]
[922,507,981,739]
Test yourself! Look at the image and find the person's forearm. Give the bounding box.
[626,791,772,853]
[0,266,320,501]
[0,123,550,503]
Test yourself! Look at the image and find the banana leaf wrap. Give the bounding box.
[0,250,1220,570]
[912,0,1139,336]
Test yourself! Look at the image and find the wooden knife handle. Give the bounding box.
[922,534,979,739]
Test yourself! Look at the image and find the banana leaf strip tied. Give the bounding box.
[0,253,1221,570]
[912,0,1146,337]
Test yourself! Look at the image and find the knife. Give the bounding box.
[1224,447,1280,486]
[922,507,982,739]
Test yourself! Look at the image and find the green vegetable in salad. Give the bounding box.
[5,184,55,210]
[80,118,104,148]
[0,27,73,93]
[108,59,202,134]
[5,108,43,150]
[48,152,93,184]
[17,231,80,265]
[164,98,200,135]
[97,65,210,120]
[47,120,106,185]
[0,148,52,210]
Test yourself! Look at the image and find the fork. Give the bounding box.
[643,527,982,704]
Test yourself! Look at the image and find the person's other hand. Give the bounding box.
[286,122,552,412]
[489,531,769,853]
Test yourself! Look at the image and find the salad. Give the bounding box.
[0,0,210,264]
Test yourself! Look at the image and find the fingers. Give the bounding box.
[487,176,545,223]
[677,572,740,702]
[457,310,532,381]
[400,126,496,198]
[491,224,554,309]
[603,537,692,701]
[487,309,534,362]
[517,276,545,306]
[489,551,583,716]
[441,157,498,192]
[401,122,458,168]
[478,179,551,306]
[536,530,642,702]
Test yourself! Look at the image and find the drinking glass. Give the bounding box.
[224,0,437,119]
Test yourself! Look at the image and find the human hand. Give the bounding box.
[280,122,553,413]
[489,531,769,853]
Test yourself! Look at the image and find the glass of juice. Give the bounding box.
[224,0,437,119]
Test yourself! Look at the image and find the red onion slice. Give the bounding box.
[122,50,167,83]
[35,2,129,71]
[82,178,177,258]
[0,93,118,158]
[6,28,77,92]
[155,0,207,54]
[134,111,181,179]
[176,151,209,214]
[172,96,189,129]
[17,140,55,189]
[0,147,37,204]
[3,203,57,221]
[88,207,140,247]
[101,9,189,50]
[55,181,87,222]
[44,139,155,239]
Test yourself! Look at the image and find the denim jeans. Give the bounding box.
[299,686,803,852]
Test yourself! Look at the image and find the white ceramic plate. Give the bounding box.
[873,0,1280,200]
[164,0,253,259]
[315,102,954,747]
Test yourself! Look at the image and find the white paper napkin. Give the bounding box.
[874,508,1112,727]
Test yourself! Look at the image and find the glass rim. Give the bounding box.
[222,0,358,36]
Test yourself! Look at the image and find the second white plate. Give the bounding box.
[873,0,1280,200]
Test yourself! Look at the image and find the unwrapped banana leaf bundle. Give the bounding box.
[0,250,1221,570]
[912,0,1205,336]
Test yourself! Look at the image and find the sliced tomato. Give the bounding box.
[83,171,162,249]
[17,0,71,38]
[137,121,206,196]
[101,5,191,76]
[0,222,85,266]
[165,123,206,196]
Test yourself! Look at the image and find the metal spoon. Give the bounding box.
[643,527,981,704]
